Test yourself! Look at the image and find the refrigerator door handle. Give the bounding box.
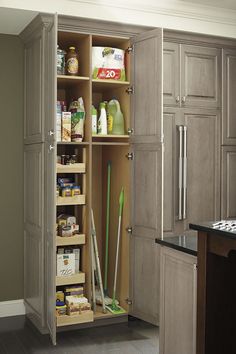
[178,126,183,220]
[183,125,187,220]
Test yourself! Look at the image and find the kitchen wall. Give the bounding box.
[0,34,24,301]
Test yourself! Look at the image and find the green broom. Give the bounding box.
[106,187,126,315]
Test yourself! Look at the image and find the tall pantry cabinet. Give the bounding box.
[21,14,163,344]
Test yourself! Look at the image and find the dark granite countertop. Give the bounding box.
[190,221,236,240]
[156,235,197,256]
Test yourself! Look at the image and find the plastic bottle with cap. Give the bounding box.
[98,102,107,135]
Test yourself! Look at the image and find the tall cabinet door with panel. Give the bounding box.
[222,49,236,145]
[221,146,236,219]
[181,45,221,109]
[21,14,57,342]
[163,42,180,106]
[182,111,220,232]
[130,28,163,325]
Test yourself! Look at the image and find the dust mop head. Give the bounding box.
[105,303,126,315]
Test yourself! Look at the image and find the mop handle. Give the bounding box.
[104,161,111,292]
[112,188,124,302]
[91,209,106,313]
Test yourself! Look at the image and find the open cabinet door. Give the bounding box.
[44,14,57,345]
[130,29,163,325]
[22,13,56,342]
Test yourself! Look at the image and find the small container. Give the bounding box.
[56,291,65,303]
[56,185,60,198]
[56,303,67,316]
[72,186,81,196]
[57,46,66,75]
[61,155,66,165]
[62,187,72,197]
[57,155,61,164]
[66,155,71,165]
[70,155,77,164]
[66,46,79,76]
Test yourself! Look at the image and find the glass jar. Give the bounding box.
[57,46,66,75]
[66,46,79,76]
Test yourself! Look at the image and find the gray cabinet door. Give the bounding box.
[160,246,197,354]
[24,143,45,331]
[130,28,163,325]
[181,45,221,109]
[163,42,180,106]
[183,110,220,231]
[222,49,236,145]
[22,13,57,344]
[221,146,236,219]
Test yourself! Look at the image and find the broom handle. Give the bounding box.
[112,214,122,301]
[104,161,111,292]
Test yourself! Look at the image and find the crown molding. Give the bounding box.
[68,0,236,26]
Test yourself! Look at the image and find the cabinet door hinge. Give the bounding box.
[126,226,133,234]
[126,46,134,54]
[126,298,132,305]
[126,87,134,95]
[127,128,134,136]
[126,152,134,160]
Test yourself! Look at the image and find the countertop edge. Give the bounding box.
[155,238,197,256]
[189,223,236,240]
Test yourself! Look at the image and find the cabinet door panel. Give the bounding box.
[160,247,197,354]
[222,49,236,145]
[181,45,221,109]
[163,42,179,106]
[24,143,44,329]
[131,29,163,144]
[221,146,236,219]
[130,25,163,326]
[183,111,220,230]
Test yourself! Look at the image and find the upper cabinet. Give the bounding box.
[163,42,221,109]
[222,49,236,145]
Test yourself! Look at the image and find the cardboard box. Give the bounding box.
[57,254,75,277]
[73,248,80,273]
[56,113,62,142]
[62,112,71,142]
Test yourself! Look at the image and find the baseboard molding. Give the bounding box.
[0,299,25,318]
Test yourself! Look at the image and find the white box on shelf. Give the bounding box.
[57,254,75,277]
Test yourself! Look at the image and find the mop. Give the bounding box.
[91,209,107,314]
[106,187,126,315]
[95,161,118,306]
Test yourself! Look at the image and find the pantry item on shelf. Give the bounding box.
[91,105,97,134]
[57,253,75,277]
[56,291,65,303]
[56,302,67,316]
[92,47,126,81]
[61,186,72,197]
[58,177,74,188]
[66,46,79,75]
[58,225,72,237]
[60,155,66,165]
[57,45,66,75]
[70,97,85,142]
[58,214,76,226]
[108,99,125,135]
[56,185,60,198]
[62,111,71,142]
[64,285,84,297]
[70,155,77,164]
[66,296,91,315]
[73,248,80,273]
[56,101,62,142]
[72,186,81,196]
[98,102,107,135]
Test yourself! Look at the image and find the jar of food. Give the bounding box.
[57,46,66,75]
[66,47,79,76]
[70,155,77,164]
[72,186,81,196]
[62,187,72,197]
[56,185,60,197]
[56,302,67,316]
[61,155,66,165]
[65,155,71,165]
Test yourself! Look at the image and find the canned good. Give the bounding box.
[57,46,66,75]
[62,187,72,197]
[56,303,67,316]
[61,155,66,165]
[72,186,81,196]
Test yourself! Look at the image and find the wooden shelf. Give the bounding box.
[94,305,127,320]
[92,134,129,139]
[56,234,85,247]
[57,75,90,87]
[92,79,130,90]
[57,163,86,174]
[57,195,85,206]
[57,142,90,146]
[57,310,94,327]
[92,142,130,146]
[56,272,85,286]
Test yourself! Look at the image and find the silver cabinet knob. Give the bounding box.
[181,96,186,103]
[49,144,54,151]
[175,95,180,103]
[48,129,55,136]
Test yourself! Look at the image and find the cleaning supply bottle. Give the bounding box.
[98,102,107,135]
[108,99,125,135]
[91,105,97,134]
[107,99,116,134]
